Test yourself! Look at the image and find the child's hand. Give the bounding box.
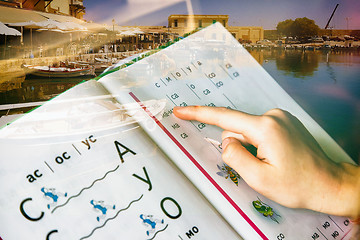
[174,106,360,220]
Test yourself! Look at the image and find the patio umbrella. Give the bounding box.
[0,22,21,36]
[62,21,87,31]
[35,19,70,31]
[120,30,136,36]
[7,20,40,28]
[131,28,145,34]
[36,28,66,33]
[7,21,43,54]
[0,22,21,58]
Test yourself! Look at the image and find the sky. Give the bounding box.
[83,0,360,30]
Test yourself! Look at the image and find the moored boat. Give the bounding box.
[22,65,95,78]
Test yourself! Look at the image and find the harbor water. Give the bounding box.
[0,49,359,163]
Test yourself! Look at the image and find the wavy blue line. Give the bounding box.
[52,165,120,213]
[79,194,144,240]
[149,224,168,240]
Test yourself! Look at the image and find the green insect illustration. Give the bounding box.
[252,197,281,224]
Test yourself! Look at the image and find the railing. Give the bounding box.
[70,0,83,6]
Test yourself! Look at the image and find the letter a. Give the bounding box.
[114,141,136,163]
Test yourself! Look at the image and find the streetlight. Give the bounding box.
[112,19,116,53]
[345,17,351,30]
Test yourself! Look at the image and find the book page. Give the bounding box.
[99,23,356,239]
[0,80,241,239]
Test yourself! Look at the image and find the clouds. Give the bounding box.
[84,0,186,25]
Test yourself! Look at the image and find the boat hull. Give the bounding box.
[23,65,95,78]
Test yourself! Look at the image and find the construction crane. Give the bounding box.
[325,3,339,29]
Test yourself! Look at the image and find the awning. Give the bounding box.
[0,6,86,27]
[0,22,21,36]
[0,6,47,23]
[37,11,84,24]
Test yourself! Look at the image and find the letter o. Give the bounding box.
[160,197,182,219]
[55,156,63,164]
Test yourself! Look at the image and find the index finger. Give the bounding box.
[173,106,261,143]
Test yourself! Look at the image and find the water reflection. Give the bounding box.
[0,72,25,92]
[0,77,90,105]
[250,49,360,163]
[276,51,320,78]
[250,49,321,78]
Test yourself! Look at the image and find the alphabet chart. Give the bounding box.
[0,80,240,239]
[99,23,356,239]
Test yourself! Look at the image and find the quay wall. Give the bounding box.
[0,50,144,75]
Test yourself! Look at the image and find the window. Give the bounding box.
[198,20,202,28]
[184,19,187,27]
[223,20,226,27]
[174,19,178,27]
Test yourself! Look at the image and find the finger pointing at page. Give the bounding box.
[173,106,360,220]
[173,106,262,146]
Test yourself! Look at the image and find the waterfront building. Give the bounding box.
[0,0,85,19]
[69,0,85,19]
[168,14,264,43]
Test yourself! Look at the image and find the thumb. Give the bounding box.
[222,137,267,186]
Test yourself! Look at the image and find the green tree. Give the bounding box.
[292,17,320,37]
[276,19,294,37]
[276,17,320,38]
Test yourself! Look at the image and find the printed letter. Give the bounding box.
[82,139,90,150]
[132,167,152,191]
[27,174,37,183]
[114,141,136,163]
[89,135,96,143]
[160,197,182,219]
[20,198,44,221]
[46,230,58,240]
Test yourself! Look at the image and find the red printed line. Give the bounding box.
[340,228,353,240]
[129,92,268,240]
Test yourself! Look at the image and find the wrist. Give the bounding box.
[338,162,360,220]
[306,160,360,219]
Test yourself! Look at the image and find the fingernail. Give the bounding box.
[173,106,184,113]
[222,137,231,150]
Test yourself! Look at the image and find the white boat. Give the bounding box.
[94,57,118,64]
[22,65,95,78]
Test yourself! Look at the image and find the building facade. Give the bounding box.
[0,0,85,19]
[69,0,85,19]
[168,14,263,43]
[168,14,228,36]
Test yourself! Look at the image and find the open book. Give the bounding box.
[0,23,356,240]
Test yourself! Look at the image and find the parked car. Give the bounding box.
[330,36,345,41]
[256,39,272,45]
[239,39,252,44]
[344,35,355,40]
[322,35,330,41]
[312,37,324,43]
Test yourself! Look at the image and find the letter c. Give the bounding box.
[34,170,42,178]
[20,198,44,221]
[46,230,58,240]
